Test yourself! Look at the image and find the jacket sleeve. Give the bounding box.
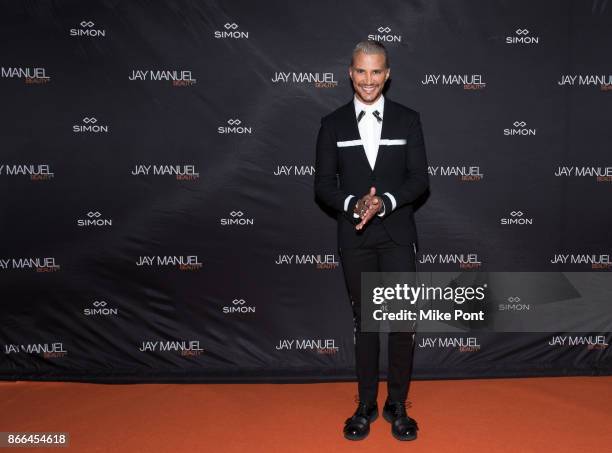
[314,117,359,221]
[388,112,429,210]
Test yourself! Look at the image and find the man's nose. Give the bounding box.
[364,73,373,84]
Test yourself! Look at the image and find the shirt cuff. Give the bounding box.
[344,195,355,212]
[383,192,397,211]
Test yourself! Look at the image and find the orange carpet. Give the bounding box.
[1,377,610,452]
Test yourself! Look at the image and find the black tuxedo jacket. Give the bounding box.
[314,97,429,249]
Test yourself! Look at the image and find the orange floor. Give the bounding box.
[1,377,611,452]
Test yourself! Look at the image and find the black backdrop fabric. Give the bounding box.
[1,0,611,382]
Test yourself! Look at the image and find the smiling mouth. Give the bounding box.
[361,86,377,93]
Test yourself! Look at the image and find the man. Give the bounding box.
[314,41,429,441]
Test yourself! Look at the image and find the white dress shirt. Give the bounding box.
[354,94,385,170]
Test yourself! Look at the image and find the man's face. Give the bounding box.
[349,51,390,105]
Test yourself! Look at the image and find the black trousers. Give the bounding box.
[339,221,417,404]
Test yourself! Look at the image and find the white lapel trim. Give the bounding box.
[336,140,363,147]
[379,139,407,146]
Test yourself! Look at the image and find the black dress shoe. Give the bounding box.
[383,400,418,441]
[343,402,378,441]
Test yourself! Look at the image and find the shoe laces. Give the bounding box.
[388,400,408,418]
[353,395,375,416]
[355,403,371,417]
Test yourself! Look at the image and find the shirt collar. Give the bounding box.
[353,94,385,118]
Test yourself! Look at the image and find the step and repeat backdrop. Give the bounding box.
[1,0,611,382]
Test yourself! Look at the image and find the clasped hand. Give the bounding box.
[353,187,382,231]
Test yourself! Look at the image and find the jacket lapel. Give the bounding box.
[345,98,376,171]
